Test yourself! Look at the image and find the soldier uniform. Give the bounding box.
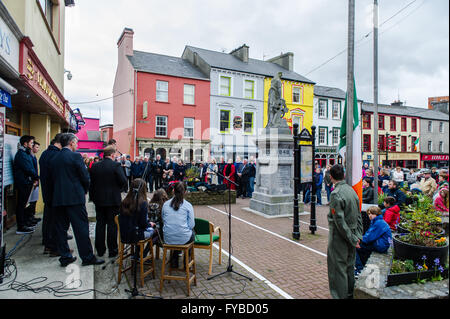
[327,180,363,299]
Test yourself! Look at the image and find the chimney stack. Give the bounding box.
[267,52,294,71]
[230,44,249,63]
[391,100,404,107]
[117,27,134,57]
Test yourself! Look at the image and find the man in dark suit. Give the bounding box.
[154,154,164,190]
[89,146,127,257]
[13,135,39,234]
[39,133,63,255]
[51,133,104,267]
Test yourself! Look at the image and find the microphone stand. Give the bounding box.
[124,160,162,299]
[207,168,252,282]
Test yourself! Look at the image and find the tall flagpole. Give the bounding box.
[373,0,379,204]
[346,0,355,184]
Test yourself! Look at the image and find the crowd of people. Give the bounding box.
[103,153,257,199]
[12,134,256,269]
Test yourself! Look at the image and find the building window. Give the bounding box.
[411,118,417,132]
[38,0,53,29]
[390,116,396,131]
[318,100,328,119]
[220,110,231,133]
[220,76,231,96]
[332,128,340,145]
[439,141,444,152]
[318,127,327,145]
[439,122,444,133]
[244,112,254,134]
[401,136,407,152]
[379,135,386,151]
[363,134,371,152]
[244,80,255,99]
[194,149,203,162]
[184,118,194,138]
[332,100,341,119]
[379,115,385,130]
[156,81,169,102]
[428,141,432,152]
[155,116,167,137]
[292,86,303,104]
[401,117,407,132]
[362,114,371,129]
[428,121,432,132]
[184,84,195,105]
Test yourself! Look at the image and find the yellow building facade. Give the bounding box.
[263,78,314,133]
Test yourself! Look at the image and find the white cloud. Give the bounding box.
[63,0,449,126]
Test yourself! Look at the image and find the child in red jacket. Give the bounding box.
[383,196,401,231]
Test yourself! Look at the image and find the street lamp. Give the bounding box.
[64,69,73,80]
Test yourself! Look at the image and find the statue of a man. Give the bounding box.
[267,72,289,128]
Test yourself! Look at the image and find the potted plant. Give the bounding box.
[388,257,449,286]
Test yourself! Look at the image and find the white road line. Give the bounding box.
[212,244,294,299]
[207,206,327,258]
[300,220,329,232]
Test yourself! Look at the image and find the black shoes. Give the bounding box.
[60,256,77,267]
[16,226,35,235]
[67,234,73,240]
[82,257,105,266]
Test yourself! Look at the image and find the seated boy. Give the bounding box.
[355,206,392,275]
[383,196,401,231]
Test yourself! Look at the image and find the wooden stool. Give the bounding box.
[159,242,196,296]
[115,215,156,287]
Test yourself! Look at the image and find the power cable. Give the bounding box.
[305,0,426,76]
[69,89,132,105]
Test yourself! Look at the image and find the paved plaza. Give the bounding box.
[0,194,332,299]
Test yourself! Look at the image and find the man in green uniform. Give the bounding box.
[327,164,363,299]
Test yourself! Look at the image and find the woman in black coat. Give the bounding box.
[362,177,375,204]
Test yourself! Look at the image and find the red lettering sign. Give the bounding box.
[422,154,449,161]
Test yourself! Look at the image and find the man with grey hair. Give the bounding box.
[51,133,104,267]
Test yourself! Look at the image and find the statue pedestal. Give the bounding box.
[249,127,294,217]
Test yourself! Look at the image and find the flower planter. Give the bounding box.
[387,267,449,287]
[393,234,449,268]
[396,223,445,236]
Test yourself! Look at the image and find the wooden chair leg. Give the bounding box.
[160,248,167,293]
[208,245,213,275]
[139,243,145,287]
[191,245,197,286]
[117,244,123,284]
[185,248,190,296]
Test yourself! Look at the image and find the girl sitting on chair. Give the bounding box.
[118,178,159,248]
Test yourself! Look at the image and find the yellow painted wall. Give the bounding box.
[263,78,314,133]
[30,114,52,214]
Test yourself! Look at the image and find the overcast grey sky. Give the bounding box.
[63,0,449,126]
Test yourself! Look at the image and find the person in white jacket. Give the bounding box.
[392,166,404,185]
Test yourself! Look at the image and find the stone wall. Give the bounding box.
[185,190,236,206]
[354,247,449,299]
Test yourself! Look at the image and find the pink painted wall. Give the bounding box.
[76,117,105,154]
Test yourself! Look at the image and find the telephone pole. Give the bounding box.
[373,0,379,204]
[346,0,355,184]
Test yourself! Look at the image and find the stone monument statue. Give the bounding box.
[267,72,289,129]
[246,72,296,217]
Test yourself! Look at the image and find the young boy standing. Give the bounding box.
[355,206,392,275]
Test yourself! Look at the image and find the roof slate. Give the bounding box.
[362,102,449,121]
[127,51,209,80]
[185,45,315,84]
[314,85,346,99]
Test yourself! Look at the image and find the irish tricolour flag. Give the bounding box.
[338,80,362,209]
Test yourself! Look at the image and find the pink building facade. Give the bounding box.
[113,28,211,161]
[75,117,105,157]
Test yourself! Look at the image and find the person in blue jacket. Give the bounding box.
[315,167,324,206]
[384,180,406,208]
[355,206,392,275]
